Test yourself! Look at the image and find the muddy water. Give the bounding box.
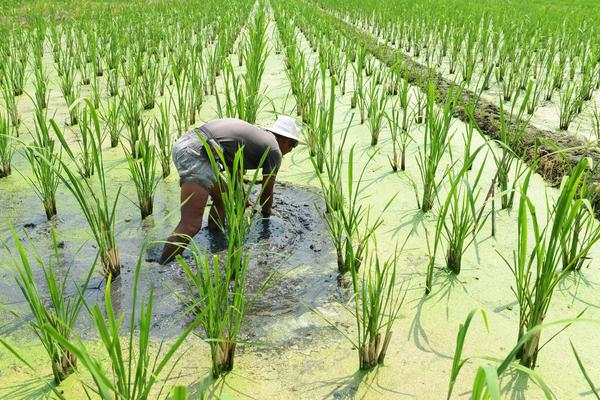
[0,181,342,336]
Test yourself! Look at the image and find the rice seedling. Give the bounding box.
[1,75,21,128]
[125,120,159,219]
[416,81,459,213]
[558,81,580,130]
[579,61,596,102]
[3,228,95,384]
[299,67,319,126]
[154,102,173,178]
[4,45,27,97]
[397,65,411,111]
[54,104,98,178]
[591,104,600,141]
[461,95,481,172]
[77,50,92,86]
[121,54,139,87]
[100,97,123,148]
[366,76,389,146]
[338,51,350,95]
[51,100,121,278]
[158,60,170,97]
[350,45,366,112]
[493,95,529,210]
[307,69,335,173]
[444,309,575,400]
[121,86,143,158]
[351,64,367,124]
[278,21,305,114]
[498,61,521,102]
[139,54,160,110]
[558,167,600,272]
[349,246,405,370]
[106,67,120,97]
[179,250,244,378]
[176,140,264,377]
[25,107,62,220]
[311,118,393,274]
[446,309,489,400]
[0,111,15,178]
[237,35,248,67]
[312,243,405,370]
[32,50,50,110]
[89,33,104,78]
[189,56,204,124]
[90,76,101,110]
[58,50,80,126]
[431,154,486,276]
[385,97,413,172]
[525,78,543,115]
[169,58,192,137]
[44,245,199,399]
[215,62,244,121]
[501,159,590,368]
[240,5,269,124]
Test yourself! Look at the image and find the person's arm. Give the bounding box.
[259,143,282,217]
[260,173,276,217]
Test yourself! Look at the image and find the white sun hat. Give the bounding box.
[266,115,305,144]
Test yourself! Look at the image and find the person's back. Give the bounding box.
[201,118,282,173]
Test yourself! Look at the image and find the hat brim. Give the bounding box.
[266,127,306,145]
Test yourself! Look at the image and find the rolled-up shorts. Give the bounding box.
[172,130,217,191]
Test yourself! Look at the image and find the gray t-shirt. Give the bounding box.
[200,118,282,175]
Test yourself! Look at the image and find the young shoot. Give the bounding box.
[432,153,486,277]
[241,5,269,124]
[350,246,405,370]
[25,108,62,220]
[125,120,159,219]
[416,82,459,213]
[502,159,590,369]
[51,100,121,278]
[366,77,389,146]
[0,112,15,177]
[154,102,173,178]
[386,97,414,172]
[311,118,393,274]
[3,228,94,384]
[44,247,198,398]
[54,104,97,178]
[100,97,123,148]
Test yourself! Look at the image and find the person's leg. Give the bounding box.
[159,181,210,264]
[208,176,226,231]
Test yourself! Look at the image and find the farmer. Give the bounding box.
[159,116,303,264]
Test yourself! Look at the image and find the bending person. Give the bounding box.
[159,116,302,264]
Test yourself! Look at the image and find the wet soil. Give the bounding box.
[1,183,342,341]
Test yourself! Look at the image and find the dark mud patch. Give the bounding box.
[1,183,342,343]
[145,182,345,343]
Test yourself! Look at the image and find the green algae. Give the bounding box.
[1,12,600,400]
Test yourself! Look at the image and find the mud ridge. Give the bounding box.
[315,6,600,211]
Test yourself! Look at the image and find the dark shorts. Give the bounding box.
[172,130,217,191]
